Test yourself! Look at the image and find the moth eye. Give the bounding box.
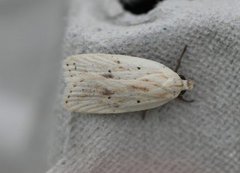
[65,101,68,104]
[137,100,141,103]
[108,70,111,73]
[108,96,111,99]
[137,67,141,70]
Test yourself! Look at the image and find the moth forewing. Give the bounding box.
[63,54,194,114]
[63,54,176,79]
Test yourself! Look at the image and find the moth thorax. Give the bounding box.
[182,80,194,90]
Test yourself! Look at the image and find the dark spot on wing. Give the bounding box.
[113,104,119,108]
[102,73,114,78]
[142,79,149,82]
[137,100,141,103]
[130,85,149,92]
[102,88,114,95]
[108,70,112,73]
[137,67,141,70]
[81,94,88,97]
[114,60,121,64]
[119,66,124,70]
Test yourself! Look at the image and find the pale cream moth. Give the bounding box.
[63,47,194,114]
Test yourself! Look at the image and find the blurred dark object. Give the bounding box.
[119,0,163,14]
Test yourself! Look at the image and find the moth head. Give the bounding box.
[179,75,194,96]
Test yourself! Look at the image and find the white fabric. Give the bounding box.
[47,0,240,172]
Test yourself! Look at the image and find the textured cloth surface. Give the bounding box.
[48,0,240,172]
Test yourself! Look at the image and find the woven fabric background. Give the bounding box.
[47,0,240,172]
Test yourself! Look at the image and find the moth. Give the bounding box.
[63,46,194,114]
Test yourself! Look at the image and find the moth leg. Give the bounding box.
[174,45,188,73]
[141,110,147,120]
[178,95,194,103]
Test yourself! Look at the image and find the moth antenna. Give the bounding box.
[174,45,188,72]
